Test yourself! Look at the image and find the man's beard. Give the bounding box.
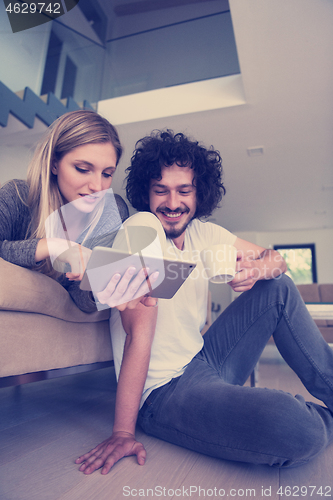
[162,216,193,240]
[156,205,194,240]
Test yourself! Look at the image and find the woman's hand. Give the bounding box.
[51,240,92,280]
[36,237,91,280]
[96,267,159,310]
[75,431,146,475]
[38,238,159,308]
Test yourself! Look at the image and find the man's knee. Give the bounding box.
[254,273,298,299]
[278,422,329,467]
[269,394,330,466]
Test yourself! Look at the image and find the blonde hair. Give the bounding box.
[26,109,122,275]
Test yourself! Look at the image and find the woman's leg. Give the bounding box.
[138,275,333,467]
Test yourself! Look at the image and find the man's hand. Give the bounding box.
[228,251,260,293]
[75,431,146,475]
[228,247,287,293]
[96,268,159,311]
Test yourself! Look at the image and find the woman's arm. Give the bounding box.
[0,180,39,268]
[76,303,158,474]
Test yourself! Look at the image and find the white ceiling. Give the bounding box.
[105,0,333,234]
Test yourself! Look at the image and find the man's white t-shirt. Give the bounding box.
[110,218,237,407]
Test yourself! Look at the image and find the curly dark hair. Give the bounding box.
[125,130,226,219]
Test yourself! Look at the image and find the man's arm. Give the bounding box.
[75,302,158,475]
[229,237,287,293]
[113,303,158,436]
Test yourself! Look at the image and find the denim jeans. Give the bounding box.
[138,275,333,467]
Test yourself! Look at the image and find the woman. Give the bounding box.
[0,109,157,311]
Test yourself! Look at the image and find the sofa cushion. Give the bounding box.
[319,284,333,326]
[318,326,333,343]
[0,258,109,322]
[296,283,327,327]
[296,283,321,302]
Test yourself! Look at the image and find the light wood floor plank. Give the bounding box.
[0,368,117,432]
[0,430,108,500]
[170,454,280,500]
[0,398,115,467]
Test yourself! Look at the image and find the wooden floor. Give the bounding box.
[1,347,333,500]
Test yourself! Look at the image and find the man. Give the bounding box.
[76,130,333,474]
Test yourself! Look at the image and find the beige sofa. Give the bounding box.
[0,257,113,387]
[297,283,333,343]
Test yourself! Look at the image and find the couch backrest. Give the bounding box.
[297,283,333,328]
[319,284,333,326]
[296,284,321,303]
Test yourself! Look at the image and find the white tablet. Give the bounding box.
[80,246,196,299]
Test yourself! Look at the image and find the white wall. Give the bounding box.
[0,144,33,185]
[209,280,233,322]
[0,116,47,185]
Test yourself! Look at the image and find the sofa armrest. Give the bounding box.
[0,258,110,323]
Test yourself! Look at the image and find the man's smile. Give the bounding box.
[158,208,189,223]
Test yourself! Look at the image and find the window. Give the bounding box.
[273,244,317,284]
[41,30,63,95]
[61,56,77,99]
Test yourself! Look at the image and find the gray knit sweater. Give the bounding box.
[0,180,129,313]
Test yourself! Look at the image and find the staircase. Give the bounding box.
[0,81,93,129]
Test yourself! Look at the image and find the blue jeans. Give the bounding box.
[138,275,333,467]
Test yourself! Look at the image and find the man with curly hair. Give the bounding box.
[77,130,333,475]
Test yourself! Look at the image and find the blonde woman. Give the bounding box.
[0,109,157,311]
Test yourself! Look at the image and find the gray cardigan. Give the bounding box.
[0,180,129,312]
